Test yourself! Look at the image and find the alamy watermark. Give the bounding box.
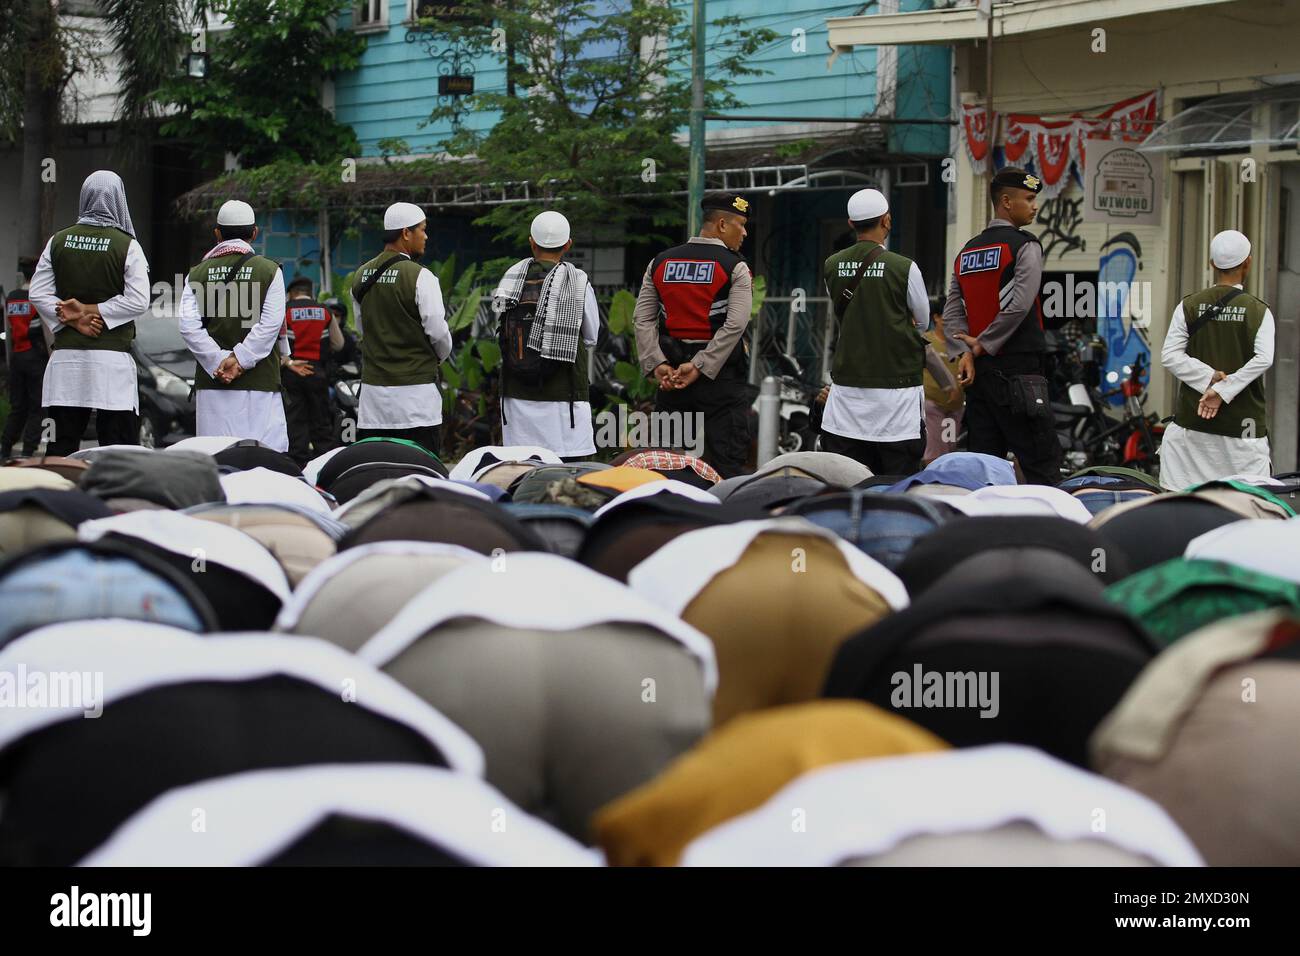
[890,665,1000,719]
[0,665,103,718]
[594,406,705,458]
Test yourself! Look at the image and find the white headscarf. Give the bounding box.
[76,170,136,237]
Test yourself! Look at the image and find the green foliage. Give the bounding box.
[604,289,655,402]
[155,0,365,167]
[423,0,778,249]
[751,274,767,318]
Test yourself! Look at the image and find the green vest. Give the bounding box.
[1174,285,1269,439]
[187,253,282,392]
[353,253,442,388]
[824,240,926,389]
[48,224,135,352]
[500,259,588,404]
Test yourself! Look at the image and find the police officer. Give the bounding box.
[2,257,48,458]
[281,276,344,465]
[633,193,755,478]
[819,188,932,474]
[349,202,451,456]
[943,166,1060,484]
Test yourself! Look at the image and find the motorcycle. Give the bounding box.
[752,334,823,455]
[1050,332,1162,476]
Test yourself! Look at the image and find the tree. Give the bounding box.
[155,0,365,167]
[418,0,777,247]
[3,0,203,258]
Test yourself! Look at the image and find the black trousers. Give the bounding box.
[654,361,756,480]
[283,367,337,465]
[1,350,47,457]
[356,424,441,459]
[820,425,926,478]
[965,353,1061,486]
[45,405,139,457]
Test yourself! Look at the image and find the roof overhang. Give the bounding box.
[827,0,1240,49]
[1139,83,1300,153]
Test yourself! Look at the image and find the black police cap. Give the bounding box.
[702,193,753,220]
[990,167,1043,194]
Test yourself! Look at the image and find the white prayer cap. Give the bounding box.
[217,200,256,227]
[1210,230,1251,270]
[530,210,571,248]
[384,202,426,231]
[847,188,888,222]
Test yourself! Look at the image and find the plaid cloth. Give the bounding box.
[623,451,721,486]
[203,238,253,261]
[493,258,588,363]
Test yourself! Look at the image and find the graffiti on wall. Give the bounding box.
[1096,232,1151,405]
[1036,196,1087,260]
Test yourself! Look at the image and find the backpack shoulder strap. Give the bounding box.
[834,244,889,321]
[1185,288,1246,338]
[354,254,407,304]
[219,251,259,285]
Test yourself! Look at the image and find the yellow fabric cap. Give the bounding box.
[593,700,947,866]
[577,467,667,494]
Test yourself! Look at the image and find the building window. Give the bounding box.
[354,0,388,33]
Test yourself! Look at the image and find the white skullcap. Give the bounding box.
[1210,230,1251,270]
[217,200,255,227]
[384,202,426,231]
[530,210,571,248]
[847,188,888,222]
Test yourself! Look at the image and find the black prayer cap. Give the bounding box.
[702,193,753,221]
[991,166,1043,194]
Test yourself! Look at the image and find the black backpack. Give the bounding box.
[498,273,547,387]
[496,267,582,426]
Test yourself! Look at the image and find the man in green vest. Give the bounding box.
[818,188,932,474]
[179,199,289,451]
[1159,229,1274,490]
[349,202,452,456]
[28,170,150,455]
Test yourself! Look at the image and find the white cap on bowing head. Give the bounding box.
[530,210,571,248]
[384,202,426,231]
[217,200,256,227]
[847,188,888,222]
[1209,229,1251,270]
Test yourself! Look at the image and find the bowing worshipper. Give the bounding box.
[492,210,601,460]
[350,202,452,456]
[28,170,150,455]
[1160,228,1274,490]
[179,200,289,451]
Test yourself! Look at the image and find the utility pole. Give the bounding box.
[688,0,706,236]
[985,0,995,154]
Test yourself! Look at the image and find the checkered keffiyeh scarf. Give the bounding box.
[203,238,253,261]
[493,258,588,363]
[623,451,722,486]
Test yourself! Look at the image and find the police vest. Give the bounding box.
[650,241,743,340]
[5,290,43,355]
[285,298,329,362]
[954,225,1045,355]
[48,224,135,353]
[186,252,283,392]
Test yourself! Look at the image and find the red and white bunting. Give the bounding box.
[962,90,1161,195]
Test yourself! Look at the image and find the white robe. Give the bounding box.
[28,236,150,413]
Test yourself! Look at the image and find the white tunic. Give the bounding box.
[351,265,451,429]
[28,235,150,413]
[179,268,290,453]
[500,280,601,457]
[821,259,931,443]
[1158,289,1274,491]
